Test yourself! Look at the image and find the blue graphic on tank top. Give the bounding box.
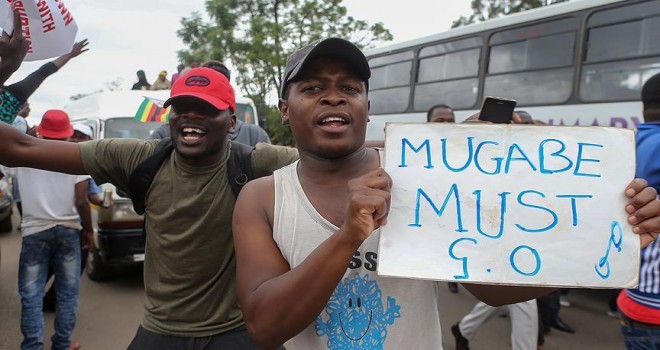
[315,273,401,349]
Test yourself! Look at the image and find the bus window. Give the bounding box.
[414,37,482,111]
[484,68,573,104]
[485,18,576,105]
[580,2,660,102]
[369,51,414,114]
[489,32,574,73]
[581,58,660,102]
[414,78,478,111]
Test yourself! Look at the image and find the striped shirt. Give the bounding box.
[626,239,660,307]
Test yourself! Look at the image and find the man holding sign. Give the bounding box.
[232,37,660,349]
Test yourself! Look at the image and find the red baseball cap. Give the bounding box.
[164,67,236,112]
[36,109,73,139]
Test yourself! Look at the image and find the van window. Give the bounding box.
[235,102,256,125]
[104,118,164,139]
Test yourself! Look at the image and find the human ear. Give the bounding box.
[228,114,237,132]
[278,99,290,125]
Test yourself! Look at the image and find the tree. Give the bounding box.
[177,0,391,101]
[177,0,392,145]
[452,0,570,28]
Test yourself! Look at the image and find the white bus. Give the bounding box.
[364,0,660,140]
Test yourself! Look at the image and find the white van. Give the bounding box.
[66,90,260,280]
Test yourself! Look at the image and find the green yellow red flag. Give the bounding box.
[134,97,171,122]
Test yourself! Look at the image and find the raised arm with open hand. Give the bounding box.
[52,39,89,69]
[0,9,28,85]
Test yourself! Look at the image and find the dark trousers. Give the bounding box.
[127,325,282,350]
[536,290,560,345]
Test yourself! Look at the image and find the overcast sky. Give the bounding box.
[6,0,471,122]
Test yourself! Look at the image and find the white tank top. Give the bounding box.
[273,156,444,349]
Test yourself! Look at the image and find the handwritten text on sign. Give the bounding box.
[378,123,640,288]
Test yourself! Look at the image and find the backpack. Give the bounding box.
[128,137,254,215]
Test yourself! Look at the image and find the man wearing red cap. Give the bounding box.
[0,67,298,349]
[0,109,91,350]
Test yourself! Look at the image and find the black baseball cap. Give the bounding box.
[280,38,371,97]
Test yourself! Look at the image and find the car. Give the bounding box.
[0,175,14,233]
[65,90,261,281]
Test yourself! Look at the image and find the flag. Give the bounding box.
[135,97,171,123]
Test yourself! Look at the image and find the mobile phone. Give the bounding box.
[478,96,517,124]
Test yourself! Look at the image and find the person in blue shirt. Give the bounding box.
[617,72,660,349]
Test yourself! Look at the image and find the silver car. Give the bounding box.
[0,176,13,233]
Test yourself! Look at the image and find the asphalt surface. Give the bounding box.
[0,207,627,349]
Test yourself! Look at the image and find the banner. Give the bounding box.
[0,0,78,61]
[378,123,640,288]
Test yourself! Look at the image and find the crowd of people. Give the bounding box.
[1,6,660,350]
[131,61,201,91]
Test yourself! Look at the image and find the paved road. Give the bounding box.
[0,208,628,349]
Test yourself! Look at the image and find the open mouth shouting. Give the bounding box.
[180,126,206,143]
[318,114,350,132]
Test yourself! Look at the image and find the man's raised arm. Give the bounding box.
[0,121,86,174]
[0,9,28,85]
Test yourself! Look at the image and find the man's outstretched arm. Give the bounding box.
[5,39,90,105]
[51,39,89,69]
[0,121,86,174]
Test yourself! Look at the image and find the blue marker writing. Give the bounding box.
[409,185,466,232]
[473,190,510,239]
[449,238,478,280]
[510,245,541,276]
[441,137,474,172]
[400,138,433,169]
[595,221,623,279]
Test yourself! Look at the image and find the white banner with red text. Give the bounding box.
[0,0,77,61]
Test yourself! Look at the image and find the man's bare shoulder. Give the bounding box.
[234,175,275,232]
[239,175,276,214]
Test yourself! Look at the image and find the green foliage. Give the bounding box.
[177,0,392,103]
[264,106,295,146]
[452,0,570,28]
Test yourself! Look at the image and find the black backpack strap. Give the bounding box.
[129,138,174,215]
[227,141,254,197]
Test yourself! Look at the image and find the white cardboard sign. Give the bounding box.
[0,0,77,61]
[378,123,640,288]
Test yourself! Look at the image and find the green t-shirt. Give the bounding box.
[80,139,299,336]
